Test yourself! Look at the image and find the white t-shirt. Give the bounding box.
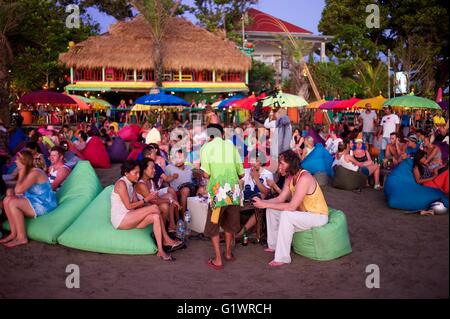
[359,111,378,133]
[243,168,273,193]
[165,164,193,190]
[325,137,343,155]
[381,114,400,138]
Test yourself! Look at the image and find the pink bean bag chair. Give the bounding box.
[118,124,140,142]
[82,136,111,168]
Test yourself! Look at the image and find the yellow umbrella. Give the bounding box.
[306,99,327,109]
[353,95,387,110]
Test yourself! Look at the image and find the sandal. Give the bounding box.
[207,258,224,270]
[159,254,176,262]
[163,241,185,253]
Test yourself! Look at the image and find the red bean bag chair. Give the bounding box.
[128,141,145,161]
[118,124,140,142]
[82,136,111,168]
[424,169,449,195]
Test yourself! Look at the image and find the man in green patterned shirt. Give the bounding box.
[201,124,244,270]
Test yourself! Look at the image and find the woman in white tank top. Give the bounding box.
[111,160,182,261]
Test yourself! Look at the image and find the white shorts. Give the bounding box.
[158,187,169,197]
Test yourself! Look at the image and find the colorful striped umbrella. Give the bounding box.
[319,100,342,110]
[333,97,361,110]
[306,99,327,109]
[353,95,387,110]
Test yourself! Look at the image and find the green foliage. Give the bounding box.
[8,0,98,92]
[190,0,258,45]
[319,0,448,94]
[248,60,275,94]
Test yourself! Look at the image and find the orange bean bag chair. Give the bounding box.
[82,136,111,168]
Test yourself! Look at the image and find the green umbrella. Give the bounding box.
[257,92,308,108]
[383,95,441,110]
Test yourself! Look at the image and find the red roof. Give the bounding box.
[246,8,312,34]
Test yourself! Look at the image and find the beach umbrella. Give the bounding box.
[217,95,245,109]
[333,97,361,110]
[229,93,267,111]
[353,95,387,110]
[68,95,92,110]
[133,91,189,111]
[211,100,222,109]
[258,92,308,109]
[383,95,441,110]
[18,90,77,106]
[90,98,112,110]
[306,99,327,109]
[319,100,342,110]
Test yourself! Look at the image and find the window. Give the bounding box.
[218,71,244,82]
[74,68,102,81]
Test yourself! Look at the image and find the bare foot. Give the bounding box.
[268,260,287,267]
[0,235,16,244]
[4,238,28,248]
[420,210,434,216]
[264,248,275,253]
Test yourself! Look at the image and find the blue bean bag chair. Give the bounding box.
[384,158,449,211]
[8,128,27,153]
[2,161,103,244]
[58,186,158,255]
[301,144,334,177]
[107,137,128,163]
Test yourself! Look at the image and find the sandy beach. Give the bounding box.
[0,164,448,299]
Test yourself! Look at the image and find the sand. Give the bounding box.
[0,164,448,299]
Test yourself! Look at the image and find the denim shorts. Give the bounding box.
[363,132,374,145]
[381,137,390,150]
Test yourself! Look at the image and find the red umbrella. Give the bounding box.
[333,97,361,110]
[231,93,267,111]
[18,90,77,106]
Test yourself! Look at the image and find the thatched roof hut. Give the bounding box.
[59,16,252,72]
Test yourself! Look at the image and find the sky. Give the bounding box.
[87,0,326,34]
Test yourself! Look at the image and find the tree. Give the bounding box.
[0,0,24,124]
[190,0,258,44]
[352,61,388,97]
[319,0,448,96]
[130,0,181,87]
[248,60,275,94]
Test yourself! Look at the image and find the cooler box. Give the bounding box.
[187,197,223,234]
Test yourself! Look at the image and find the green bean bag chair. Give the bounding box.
[2,161,103,244]
[292,208,352,261]
[57,186,158,255]
[332,165,367,191]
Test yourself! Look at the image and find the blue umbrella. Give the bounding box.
[133,91,189,111]
[218,95,245,109]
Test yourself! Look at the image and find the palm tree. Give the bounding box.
[131,0,181,88]
[354,61,388,97]
[0,0,23,124]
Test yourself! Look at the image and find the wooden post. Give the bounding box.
[134,70,137,82]
[102,67,105,82]
[245,70,249,85]
[179,69,182,82]
[212,69,216,83]
[70,67,74,84]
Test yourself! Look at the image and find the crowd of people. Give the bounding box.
[0,100,448,266]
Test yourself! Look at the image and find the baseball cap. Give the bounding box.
[355,138,364,144]
[407,135,418,143]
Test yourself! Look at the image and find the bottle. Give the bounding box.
[176,219,185,241]
[242,227,249,246]
[184,210,191,237]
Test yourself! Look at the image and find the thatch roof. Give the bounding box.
[59,16,251,72]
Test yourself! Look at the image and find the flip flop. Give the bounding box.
[207,258,223,270]
[164,241,185,253]
[223,253,236,262]
[159,254,176,262]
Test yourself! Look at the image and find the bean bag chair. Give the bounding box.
[301,144,334,177]
[424,169,449,195]
[307,129,325,146]
[292,208,352,261]
[58,186,158,255]
[128,141,145,161]
[2,161,103,244]
[8,128,27,153]
[118,124,140,142]
[314,172,329,187]
[107,137,128,163]
[90,123,101,136]
[384,158,449,211]
[82,136,111,169]
[332,166,367,191]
